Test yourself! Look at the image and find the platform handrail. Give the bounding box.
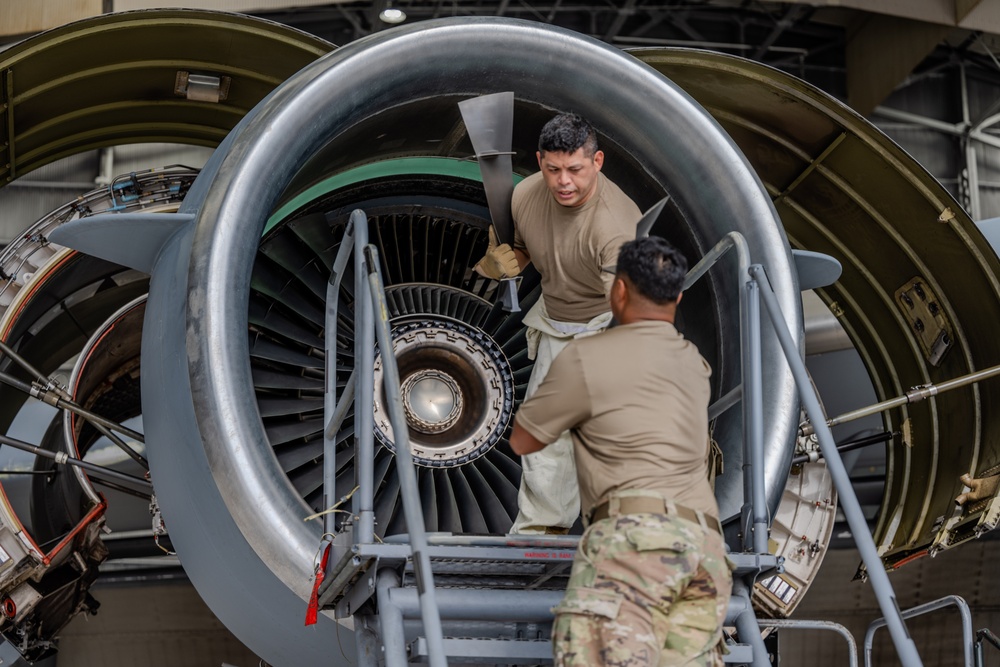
[682,230,751,292]
[750,263,922,666]
[758,619,859,667]
[364,242,447,667]
[975,627,1000,666]
[680,232,768,556]
[320,209,446,667]
[864,595,972,667]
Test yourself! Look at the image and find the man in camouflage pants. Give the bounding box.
[510,236,731,666]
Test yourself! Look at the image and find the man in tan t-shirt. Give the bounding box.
[510,236,731,667]
[474,113,640,534]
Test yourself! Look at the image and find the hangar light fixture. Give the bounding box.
[379,4,406,24]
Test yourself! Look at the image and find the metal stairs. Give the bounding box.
[317,214,925,666]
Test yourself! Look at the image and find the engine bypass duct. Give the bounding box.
[630,51,1000,567]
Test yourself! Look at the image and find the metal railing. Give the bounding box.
[750,262,923,666]
[758,619,859,667]
[318,219,928,667]
[686,232,922,666]
[322,210,446,667]
[865,595,973,667]
[976,628,1000,666]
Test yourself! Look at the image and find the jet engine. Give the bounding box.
[0,9,999,667]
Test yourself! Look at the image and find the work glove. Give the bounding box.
[474,226,521,280]
[955,472,1000,505]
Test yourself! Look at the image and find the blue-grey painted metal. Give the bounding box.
[0,639,27,666]
[682,231,751,292]
[635,197,670,238]
[324,370,355,442]
[729,579,770,667]
[742,279,767,555]
[683,231,770,554]
[352,212,376,545]
[387,587,565,622]
[975,628,1000,666]
[458,92,515,245]
[683,231,773,663]
[750,264,922,667]
[365,243,447,667]
[410,637,551,664]
[708,385,741,421]
[459,92,520,313]
[353,614,382,667]
[791,249,843,291]
[48,212,195,274]
[324,221,356,536]
[353,541,578,563]
[376,570,409,667]
[757,619,858,667]
[143,223,350,664]
[43,97,351,666]
[864,595,972,667]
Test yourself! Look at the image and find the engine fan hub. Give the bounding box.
[373,318,513,467]
[400,369,464,434]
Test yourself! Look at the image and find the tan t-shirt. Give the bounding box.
[512,171,640,323]
[514,320,717,519]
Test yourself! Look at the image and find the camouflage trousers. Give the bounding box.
[552,510,731,667]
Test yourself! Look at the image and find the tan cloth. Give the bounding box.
[514,320,716,520]
[510,297,613,534]
[512,171,639,323]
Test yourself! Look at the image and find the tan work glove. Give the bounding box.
[955,472,1000,505]
[474,226,521,280]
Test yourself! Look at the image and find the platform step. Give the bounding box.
[409,637,553,664]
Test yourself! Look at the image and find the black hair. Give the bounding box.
[538,113,599,157]
[616,236,688,304]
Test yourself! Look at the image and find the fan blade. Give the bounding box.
[635,196,670,239]
[459,92,515,244]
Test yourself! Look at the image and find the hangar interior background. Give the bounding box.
[1,1,1000,666]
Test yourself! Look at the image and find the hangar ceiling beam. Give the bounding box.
[845,14,950,116]
[0,0,350,39]
[784,0,1000,33]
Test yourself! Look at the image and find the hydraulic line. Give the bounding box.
[791,431,895,466]
[0,433,151,489]
[799,363,1000,437]
[0,369,147,468]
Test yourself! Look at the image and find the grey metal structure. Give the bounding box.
[758,619,859,667]
[313,221,923,666]
[752,263,921,664]
[865,595,975,667]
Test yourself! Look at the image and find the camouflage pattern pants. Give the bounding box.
[552,511,731,666]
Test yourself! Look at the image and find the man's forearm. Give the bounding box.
[510,420,547,455]
[513,247,531,272]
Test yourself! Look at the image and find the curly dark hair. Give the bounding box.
[616,236,688,304]
[538,113,599,157]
